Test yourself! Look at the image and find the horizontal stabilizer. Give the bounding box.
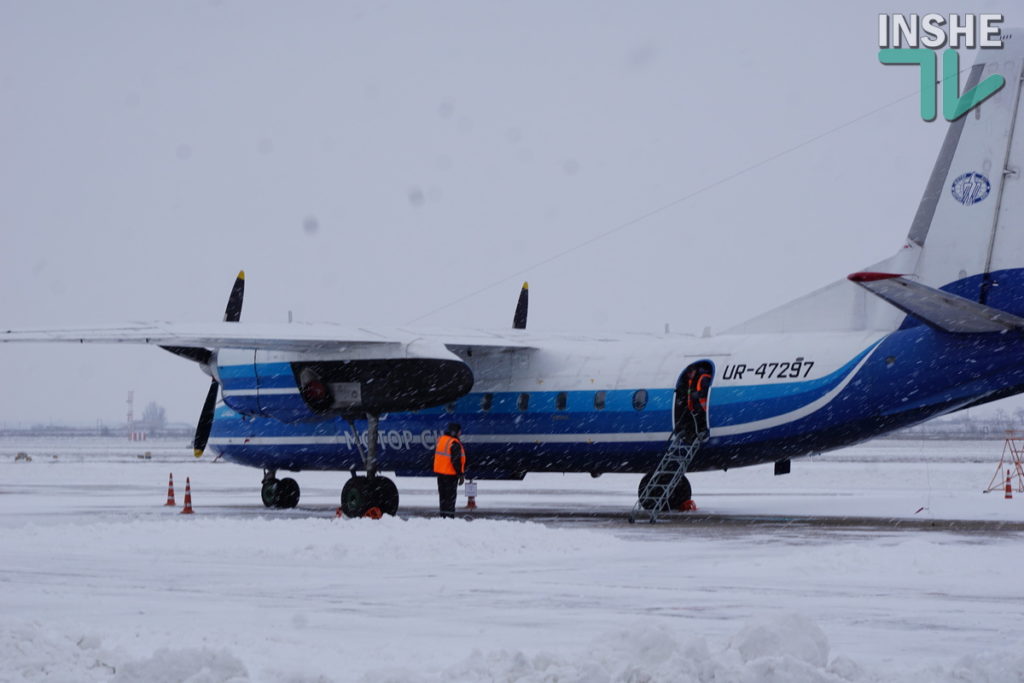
[847,272,1024,334]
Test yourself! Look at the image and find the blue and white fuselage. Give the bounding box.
[207,302,1024,478]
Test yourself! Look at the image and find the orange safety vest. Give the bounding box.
[433,434,466,475]
[687,373,711,411]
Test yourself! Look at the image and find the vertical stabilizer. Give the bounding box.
[727,32,1024,335]
[910,31,1024,308]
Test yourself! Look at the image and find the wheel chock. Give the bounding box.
[681,499,698,511]
[363,507,383,519]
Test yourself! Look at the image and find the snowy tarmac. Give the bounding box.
[3,436,1024,682]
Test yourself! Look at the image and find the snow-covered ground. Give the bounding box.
[2,436,1024,682]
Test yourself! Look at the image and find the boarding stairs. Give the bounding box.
[629,432,704,524]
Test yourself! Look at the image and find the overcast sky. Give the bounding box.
[0,1,1013,426]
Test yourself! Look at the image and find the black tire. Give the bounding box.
[276,477,300,509]
[261,479,279,508]
[341,476,372,518]
[372,477,400,516]
[637,473,691,511]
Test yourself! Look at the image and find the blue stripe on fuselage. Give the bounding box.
[710,343,879,427]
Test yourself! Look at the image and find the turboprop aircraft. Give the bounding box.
[4,36,1024,517]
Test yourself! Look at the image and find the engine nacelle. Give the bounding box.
[215,341,473,422]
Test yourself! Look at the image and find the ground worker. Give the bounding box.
[684,365,712,442]
[433,422,466,518]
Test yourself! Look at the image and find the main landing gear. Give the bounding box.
[637,471,692,511]
[339,413,400,518]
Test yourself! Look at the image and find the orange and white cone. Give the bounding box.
[1006,470,1013,500]
[465,480,477,510]
[181,477,194,514]
[164,473,176,506]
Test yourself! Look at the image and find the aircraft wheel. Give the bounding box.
[638,473,691,511]
[341,476,372,518]
[276,477,300,509]
[261,479,279,508]
[372,477,400,516]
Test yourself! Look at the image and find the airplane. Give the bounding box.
[3,35,1024,518]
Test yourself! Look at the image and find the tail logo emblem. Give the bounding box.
[951,172,991,205]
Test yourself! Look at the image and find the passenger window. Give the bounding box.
[632,389,648,410]
[594,391,607,410]
[555,392,568,411]
[517,393,530,411]
[480,393,493,411]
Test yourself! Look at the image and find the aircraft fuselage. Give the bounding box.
[208,323,1024,478]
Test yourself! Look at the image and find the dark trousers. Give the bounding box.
[437,474,459,517]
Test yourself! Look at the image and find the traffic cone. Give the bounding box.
[164,473,176,506]
[465,479,477,510]
[181,477,194,514]
[1006,470,1013,500]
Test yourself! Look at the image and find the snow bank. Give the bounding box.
[112,648,248,683]
[0,622,117,681]
[380,615,847,683]
[4,601,1024,681]
[0,622,247,682]
[366,613,1024,683]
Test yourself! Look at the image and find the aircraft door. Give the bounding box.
[673,361,714,443]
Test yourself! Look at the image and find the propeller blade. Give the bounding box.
[513,281,528,330]
[193,378,219,458]
[223,270,245,322]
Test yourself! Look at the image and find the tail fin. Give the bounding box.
[728,31,1024,335]
[908,31,1024,313]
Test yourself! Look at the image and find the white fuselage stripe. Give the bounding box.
[221,388,301,397]
[208,432,673,447]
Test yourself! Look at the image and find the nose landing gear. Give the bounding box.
[261,470,301,509]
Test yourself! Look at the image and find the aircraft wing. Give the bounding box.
[0,322,538,353]
[848,272,1024,333]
